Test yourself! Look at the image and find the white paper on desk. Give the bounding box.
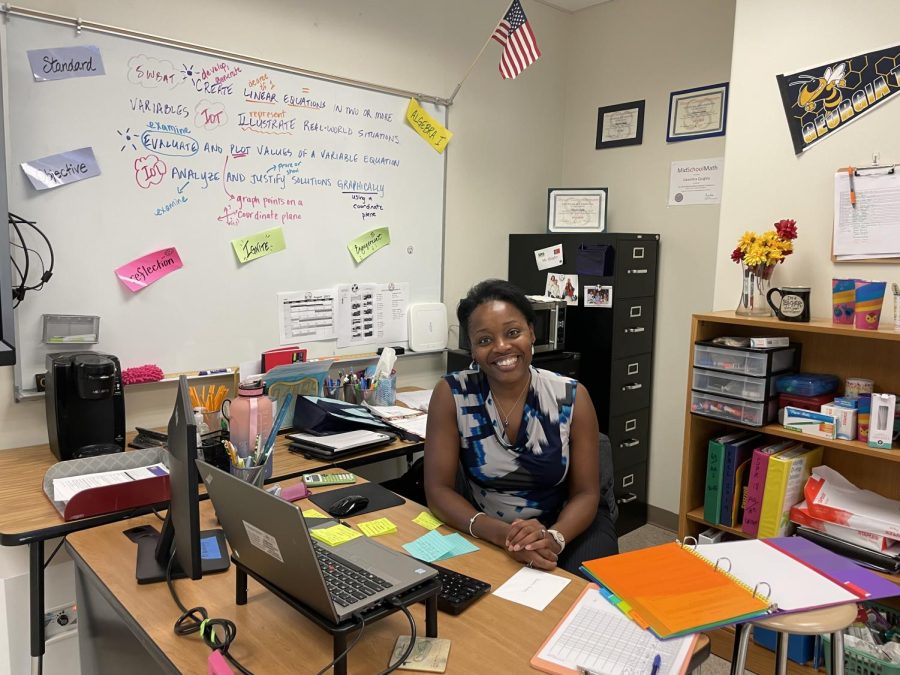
[364,404,423,419]
[388,414,428,438]
[52,463,169,503]
[395,389,432,412]
[493,567,570,611]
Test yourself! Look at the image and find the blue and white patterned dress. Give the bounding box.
[443,365,577,526]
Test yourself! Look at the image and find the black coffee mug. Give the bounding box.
[767,286,811,322]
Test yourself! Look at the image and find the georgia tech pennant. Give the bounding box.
[776,45,900,154]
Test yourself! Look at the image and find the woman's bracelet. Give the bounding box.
[468,511,486,539]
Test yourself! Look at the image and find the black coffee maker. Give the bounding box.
[45,352,126,460]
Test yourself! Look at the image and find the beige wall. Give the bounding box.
[0,0,570,450]
[715,0,900,313]
[560,0,736,514]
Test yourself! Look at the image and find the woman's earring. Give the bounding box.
[531,343,535,356]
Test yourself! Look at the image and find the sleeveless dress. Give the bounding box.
[442,365,577,526]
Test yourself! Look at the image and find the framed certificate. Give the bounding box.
[547,188,608,233]
[667,82,729,142]
[596,100,645,149]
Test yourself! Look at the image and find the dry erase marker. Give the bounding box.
[199,368,231,376]
[847,167,857,207]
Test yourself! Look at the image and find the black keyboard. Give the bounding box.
[313,541,392,607]
[429,563,491,615]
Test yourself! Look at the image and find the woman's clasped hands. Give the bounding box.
[505,518,558,570]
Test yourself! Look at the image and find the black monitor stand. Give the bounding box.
[134,517,229,584]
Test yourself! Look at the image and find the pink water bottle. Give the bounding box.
[228,380,274,463]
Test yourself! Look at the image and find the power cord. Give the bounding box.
[376,598,418,675]
[314,612,366,675]
[8,211,54,306]
[164,549,253,675]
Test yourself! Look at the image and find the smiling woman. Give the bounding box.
[424,279,618,574]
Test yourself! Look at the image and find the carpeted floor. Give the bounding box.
[618,523,758,675]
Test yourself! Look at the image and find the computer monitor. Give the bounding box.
[135,376,229,584]
[0,105,16,366]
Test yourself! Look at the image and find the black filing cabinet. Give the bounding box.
[507,233,659,535]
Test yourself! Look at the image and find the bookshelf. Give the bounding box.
[678,311,900,673]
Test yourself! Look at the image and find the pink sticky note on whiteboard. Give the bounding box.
[114,247,182,292]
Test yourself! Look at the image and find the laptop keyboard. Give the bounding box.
[313,541,393,607]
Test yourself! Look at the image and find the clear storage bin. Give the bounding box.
[42,314,100,344]
[691,368,777,402]
[690,391,778,426]
[693,341,797,377]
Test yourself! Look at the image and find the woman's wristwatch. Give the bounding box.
[547,529,565,553]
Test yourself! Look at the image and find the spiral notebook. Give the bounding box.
[581,537,897,639]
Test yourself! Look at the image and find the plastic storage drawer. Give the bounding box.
[691,368,777,402]
[690,391,778,426]
[693,342,797,377]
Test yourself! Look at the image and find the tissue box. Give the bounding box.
[782,406,837,440]
[821,404,857,441]
[869,394,897,449]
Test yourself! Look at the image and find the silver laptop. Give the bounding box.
[196,460,437,622]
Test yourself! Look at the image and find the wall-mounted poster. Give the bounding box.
[776,45,900,154]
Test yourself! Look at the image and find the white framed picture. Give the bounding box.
[584,284,613,308]
[547,188,608,233]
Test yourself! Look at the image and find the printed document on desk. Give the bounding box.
[833,169,900,260]
[532,584,696,675]
[395,389,433,412]
[52,463,169,502]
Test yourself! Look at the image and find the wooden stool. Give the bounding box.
[730,603,858,675]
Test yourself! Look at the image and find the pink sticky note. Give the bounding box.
[114,247,182,292]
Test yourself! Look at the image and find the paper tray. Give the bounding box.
[43,448,171,522]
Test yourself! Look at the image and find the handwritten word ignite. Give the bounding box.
[154,194,188,216]
[232,227,286,264]
[135,155,167,189]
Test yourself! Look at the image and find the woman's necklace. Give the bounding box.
[492,376,531,430]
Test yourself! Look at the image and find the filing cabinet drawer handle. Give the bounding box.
[617,493,638,505]
[627,269,648,275]
[619,439,640,448]
[624,327,645,334]
[621,383,643,391]
[624,419,638,432]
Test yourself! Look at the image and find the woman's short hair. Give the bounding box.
[457,279,535,338]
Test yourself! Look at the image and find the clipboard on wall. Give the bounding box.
[832,163,900,263]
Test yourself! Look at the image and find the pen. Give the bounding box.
[198,368,232,376]
[847,166,857,207]
[650,654,661,675]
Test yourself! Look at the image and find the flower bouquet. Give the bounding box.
[733,219,798,316]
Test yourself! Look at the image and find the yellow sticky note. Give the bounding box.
[347,227,390,263]
[310,524,362,547]
[358,517,399,537]
[413,511,443,530]
[405,98,453,154]
[302,508,328,519]
[231,226,286,263]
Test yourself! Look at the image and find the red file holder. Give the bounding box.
[43,447,171,522]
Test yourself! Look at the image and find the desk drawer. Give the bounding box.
[609,354,652,414]
[609,408,650,468]
[614,460,648,536]
[616,238,658,298]
[612,297,655,357]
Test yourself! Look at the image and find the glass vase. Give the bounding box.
[735,263,775,317]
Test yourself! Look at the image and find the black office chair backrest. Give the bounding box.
[599,433,619,524]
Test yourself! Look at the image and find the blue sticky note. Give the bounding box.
[435,532,480,560]
[402,530,453,563]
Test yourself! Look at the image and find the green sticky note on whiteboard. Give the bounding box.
[231,226,286,263]
[348,227,390,263]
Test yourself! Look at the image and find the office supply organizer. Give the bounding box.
[42,447,170,521]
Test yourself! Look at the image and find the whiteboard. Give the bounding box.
[3,15,445,396]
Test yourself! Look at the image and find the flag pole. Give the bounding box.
[447,3,511,105]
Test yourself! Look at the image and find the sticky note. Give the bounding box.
[114,247,183,292]
[403,530,453,563]
[437,532,479,559]
[413,511,443,530]
[27,45,105,82]
[357,517,398,538]
[231,226,286,263]
[310,524,361,547]
[405,98,453,153]
[348,227,390,263]
[302,508,328,519]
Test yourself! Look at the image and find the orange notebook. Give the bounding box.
[580,541,772,639]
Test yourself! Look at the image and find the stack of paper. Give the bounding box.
[357,517,398,537]
[413,511,444,530]
[310,523,362,546]
[52,463,169,503]
[403,530,479,562]
[395,389,433,412]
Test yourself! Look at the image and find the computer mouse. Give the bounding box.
[327,494,369,517]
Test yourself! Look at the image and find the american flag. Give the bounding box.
[491,0,541,80]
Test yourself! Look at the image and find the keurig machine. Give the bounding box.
[45,352,125,460]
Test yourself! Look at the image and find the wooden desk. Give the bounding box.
[0,435,422,672]
[66,476,709,674]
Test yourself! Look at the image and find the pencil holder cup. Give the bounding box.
[373,374,397,406]
[854,280,887,330]
[199,431,231,474]
[201,409,224,433]
[323,381,345,401]
[230,462,266,488]
[360,387,379,405]
[831,278,856,324]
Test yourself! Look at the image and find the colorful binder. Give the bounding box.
[703,431,746,524]
[719,433,761,527]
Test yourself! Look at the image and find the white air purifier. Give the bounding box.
[407,303,448,352]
